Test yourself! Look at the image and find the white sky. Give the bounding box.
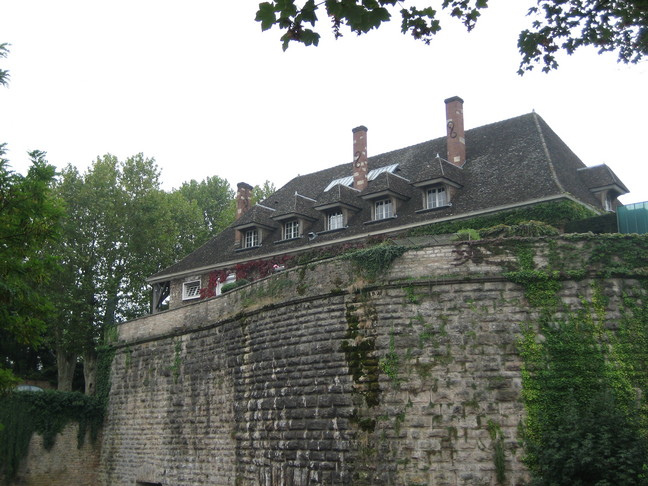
[1,0,646,204]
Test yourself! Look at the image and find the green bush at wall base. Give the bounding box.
[524,391,648,486]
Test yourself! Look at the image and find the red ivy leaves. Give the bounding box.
[199,255,293,299]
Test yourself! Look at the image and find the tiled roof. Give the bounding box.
[412,157,464,187]
[149,112,628,282]
[577,164,629,193]
[360,171,412,200]
[231,204,277,230]
[314,184,362,210]
[272,193,320,221]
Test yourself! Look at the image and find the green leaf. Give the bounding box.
[255,2,277,31]
[300,0,318,26]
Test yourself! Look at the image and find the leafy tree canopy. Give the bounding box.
[50,155,234,392]
[255,0,648,73]
[0,147,62,394]
[176,175,235,239]
[251,180,277,206]
[0,43,9,87]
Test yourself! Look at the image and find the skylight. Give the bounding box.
[324,164,399,192]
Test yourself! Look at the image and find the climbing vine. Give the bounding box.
[0,391,104,483]
[344,243,408,281]
[512,238,648,485]
[0,341,114,483]
[408,200,595,237]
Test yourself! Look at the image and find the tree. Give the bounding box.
[176,176,235,239]
[0,43,9,87]
[251,180,277,206]
[50,155,215,392]
[255,0,648,73]
[518,0,648,74]
[0,147,62,394]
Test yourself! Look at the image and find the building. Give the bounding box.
[148,97,629,311]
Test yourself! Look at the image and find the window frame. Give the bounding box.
[426,186,447,209]
[243,228,259,248]
[283,220,300,240]
[374,198,393,220]
[327,211,344,231]
[182,279,201,301]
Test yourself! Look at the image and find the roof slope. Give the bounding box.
[150,112,614,282]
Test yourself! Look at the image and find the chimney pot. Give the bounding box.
[444,96,466,167]
[352,126,369,190]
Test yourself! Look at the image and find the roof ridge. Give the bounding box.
[386,171,411,183]
[531,111,566,195]
[256,203,276,211]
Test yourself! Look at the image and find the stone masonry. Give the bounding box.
[6,423,101,486]
[100,238,645,485]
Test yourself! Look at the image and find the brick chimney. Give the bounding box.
[352,126,369,190]
[236,182,253,220]
[445,96,465,167]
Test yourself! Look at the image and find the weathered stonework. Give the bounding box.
[100,238,646,485]
[5,423,101,486]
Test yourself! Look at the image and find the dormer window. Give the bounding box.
[327,211,344,230]
[426,186,447,209]
[283,220,300,240]
[374,198,393,220]
[243,229,259,248]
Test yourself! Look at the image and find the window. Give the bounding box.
[374,199,393,220]
[283,220,300,239]
[243,229,259,248]
[182,280,201,300]
[426,186,447,209]
[327,211,344,230]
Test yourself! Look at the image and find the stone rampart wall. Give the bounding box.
[101,239,643,485]
[5,423,101,486]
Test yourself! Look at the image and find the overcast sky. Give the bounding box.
[1,0,646,204]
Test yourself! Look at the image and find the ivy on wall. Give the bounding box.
[0,344,114,483]
[510,236,648,485]
[344,243,408,281]
[0,391,103,482]
[408,200,596,237]
[199,241,373,298]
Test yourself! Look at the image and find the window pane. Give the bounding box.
[375,199,392,220]
[183,281,201,300]
[328,212,344,230]
[284,221,299,239]
[427,187,447,208]
[244,229,258,248]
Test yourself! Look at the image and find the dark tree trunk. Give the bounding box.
[56,347,77,391]
[83,350,98,395]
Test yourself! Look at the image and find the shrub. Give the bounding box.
[480,221,559,239]
[409,200,594,237]
[453,228,481,241]
[525,391,648,486]
[344,243,408,281]
[220,279,250,294]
